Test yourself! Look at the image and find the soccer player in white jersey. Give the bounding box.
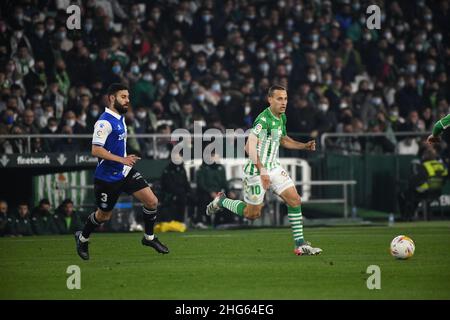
[207,85,322,256]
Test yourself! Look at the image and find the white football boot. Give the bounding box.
[206,192,225,216]
[294,241,323,256]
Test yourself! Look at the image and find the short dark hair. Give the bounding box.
[268,85,287,97]
[62,199,73,206]
[39,198,50,206]
[18,200,29,207]
[107,83,129,97]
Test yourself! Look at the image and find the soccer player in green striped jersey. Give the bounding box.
[427,114,450,144]
[206,85,322,256]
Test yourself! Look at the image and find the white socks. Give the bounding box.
[144,234,155,240]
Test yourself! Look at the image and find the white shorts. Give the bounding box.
[243,166,295,205]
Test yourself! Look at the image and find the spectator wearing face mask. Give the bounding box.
[395,75,423,118]
[40,116,59,152]
[190,53,209,80]
[286,96,319,137]
[81,18,99,52]
[316,96,338,135]
[12,43,35,80]
[86,104,101,129]
[190,8,216,44]
[55,124,80,152]
[10,24,32,57]
[161,82,183,125]
[126,61,141,84]
[106,60,127,87]
[29,22,54,71]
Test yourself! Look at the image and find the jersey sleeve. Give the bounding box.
[281,114,287,136]
[251,116,268,139]
[432,114,450,137]
[92,120,112,146]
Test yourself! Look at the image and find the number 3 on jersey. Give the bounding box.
[101,193,108,202]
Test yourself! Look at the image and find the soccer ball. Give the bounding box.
[390,235,415,259]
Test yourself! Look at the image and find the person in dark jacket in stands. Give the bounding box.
[195,152,229,227]
[0,200,15,237]
[53,199,84,234]
[159,153,192,223]
[13,201,33,236]
[31,198,58,235]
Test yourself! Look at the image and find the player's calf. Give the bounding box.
[96,209,112,222]
[243,204,263,220]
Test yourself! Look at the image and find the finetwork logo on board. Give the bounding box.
[17,156,51,165]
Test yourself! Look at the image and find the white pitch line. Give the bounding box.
[180,234,234,238]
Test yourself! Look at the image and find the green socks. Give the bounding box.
[288,205,304,246]
[220,198,246,216]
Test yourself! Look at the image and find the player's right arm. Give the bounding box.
[245,122,270,190]
[427,114,450,144]
[91,120,140,166]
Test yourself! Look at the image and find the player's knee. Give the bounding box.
[288,195,302,207]
[144,196,158,210]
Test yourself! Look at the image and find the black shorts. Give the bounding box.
[94,168,149,212]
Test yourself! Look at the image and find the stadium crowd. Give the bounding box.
[0,0,449,159]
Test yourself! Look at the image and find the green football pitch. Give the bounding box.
[1,221,450,300]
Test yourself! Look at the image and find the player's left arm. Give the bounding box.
[427,114,450,144]
[280,135,316,151]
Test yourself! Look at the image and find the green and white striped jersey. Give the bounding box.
[432,114,450,136]
[244,107,287,175]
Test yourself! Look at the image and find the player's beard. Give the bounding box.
[114,99,129,114]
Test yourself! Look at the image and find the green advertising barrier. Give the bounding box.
[322,153,450,213]
[32,170,94,208]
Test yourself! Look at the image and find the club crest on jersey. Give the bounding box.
[118,132,127,140]
[254,123,263,134]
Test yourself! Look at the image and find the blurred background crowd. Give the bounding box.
[0,0,449,159]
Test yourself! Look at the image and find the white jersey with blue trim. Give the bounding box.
[92,107,131,182]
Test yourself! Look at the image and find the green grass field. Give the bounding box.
[1,221,450,300]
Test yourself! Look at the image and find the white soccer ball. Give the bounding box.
[390,235,415,259]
